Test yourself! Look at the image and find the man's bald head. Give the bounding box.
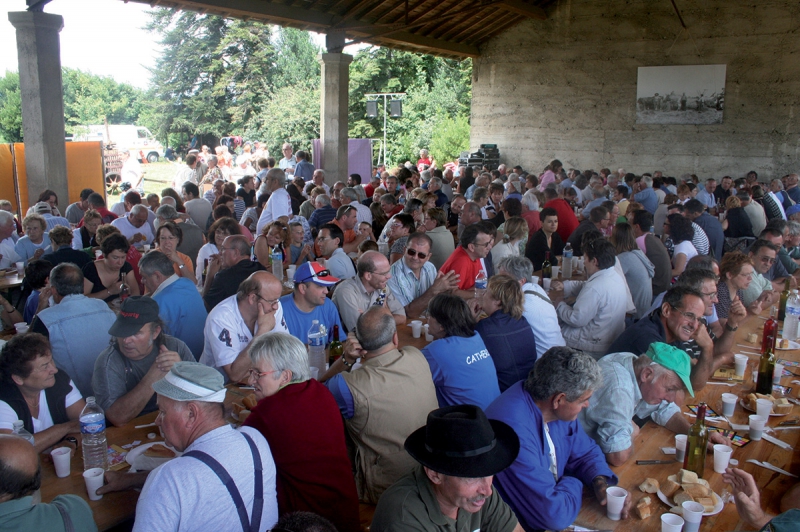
[0,434,40,502]
[355,307,396,351]
[251,270,282,293]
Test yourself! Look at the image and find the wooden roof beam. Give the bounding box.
[496,0,546,20]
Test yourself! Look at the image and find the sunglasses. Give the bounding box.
[296,269,331,283]
[406,248,428,259]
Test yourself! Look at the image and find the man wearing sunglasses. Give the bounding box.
[387,233,460,318]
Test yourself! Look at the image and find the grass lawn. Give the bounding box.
[107,161,183,205]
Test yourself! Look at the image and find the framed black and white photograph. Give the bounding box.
[636,64,726,125]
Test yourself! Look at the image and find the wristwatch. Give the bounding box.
[725,322,739,332]
[61,436,78,446]
[341,357,355,368]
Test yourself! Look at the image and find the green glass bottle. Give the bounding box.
[683,402,709,478]
[328,325,343,366]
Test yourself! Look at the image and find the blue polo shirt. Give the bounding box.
[280,293,343,344]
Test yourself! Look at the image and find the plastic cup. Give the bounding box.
[15,261,24,276]
[733,354,748,376]
[721,393,737,417]
[756,398,773,418]
[142,244,151,252]
[287,265,297,280]
[661,513,684,532]
[749,415,767,441]
[675,434,688,463]
[309,367,319,380]
[543,278,552,291]
[50,447,71,478]
[410,320,423,338]
[773,363,784,385]
[551,266,560,278]
[95,250,103,259]
[713,444,733,474]
[530,275,539,286]
[14,322,28,334]
[605,486,627,520]
[83,468,104,501]
[681,501,704,532]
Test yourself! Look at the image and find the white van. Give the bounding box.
[73,125,164,163]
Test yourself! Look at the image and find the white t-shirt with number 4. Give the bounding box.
[199,294,288,378]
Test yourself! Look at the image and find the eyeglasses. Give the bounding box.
[701,291,718,299]
[248,368,280,380]
[406,248,428,259]
[473,240,492,248]
[670,304,701,324]
[296,269,330,283]
[757,255,776,264]
[316,236,331,242]
[255,294,280,308]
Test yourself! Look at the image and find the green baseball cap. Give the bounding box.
[646,342,694,397]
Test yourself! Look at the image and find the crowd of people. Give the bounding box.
[0,150,799,531]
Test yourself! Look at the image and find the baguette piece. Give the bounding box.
[683,483,711,499]
[678,469,698,484]
[673,491,694,506]
[696,497,715,513]
[635,497,652,520]
[669,506,684,516]
[661,479,681,498]
[639,478,660,493]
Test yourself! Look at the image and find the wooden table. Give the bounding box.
[0,271,23,290]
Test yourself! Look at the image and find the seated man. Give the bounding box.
[387,232,460,318]
[139,251,208,360]
[607,285,735,391]
[440,223,495,299]
[486,347,628,531]
[200,271,288,382]
[321,307,438,503]
[371,405,523,532]
[280,262,343,342]
[40,225,91,269]
[496,256,565,359]
[203,234,265,311]
[111,204,154,249]
[580,342,727,466]
[131,362,278,531]
[550,238,627,359]
[30,263,117,397]
[316,223,356,280]
[332,251,406,332]
[92,297,195,426]
[332,205,369,254]
[742,239,782,308]
[0,434,97,531]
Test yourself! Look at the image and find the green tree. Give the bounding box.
[0,71,22,143]
[62,68,148,135]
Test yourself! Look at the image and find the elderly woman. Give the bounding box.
[160,188,185,213]
[83,232,141,302]
[722,195,754,238]
[242,333,360,532]
[73,210,102,251]
[611,223,655,320]
[717,251,754,327]
[422,294,500,409]
[195,218,241,287]
[492,216,528,262]
[472,274,539,392]
[0,333,84,453]
[665,213,697,278]
[15,214,50,264]
[155,222,194,279]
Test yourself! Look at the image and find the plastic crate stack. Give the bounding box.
[458,144,500,170]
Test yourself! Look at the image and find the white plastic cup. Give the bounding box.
[83,468,104,501]
[756,398,773,418]
[309,367,319,380]
[530,275,539,286]
[95,250,103,259]
[142,244,151,252]
[749,415,767,441]
[675,434,688,463]
[773,363,784,385]
[14,322,28,334]
[681,501,704,532]
[410,320,423,338]
[721,393,737,417]
[15,261,24,276]
[50,447,71,478]
[661,513,685,532]
[713,443,733,474]
[605,486,627,520]
[543,278,552,291]
[551,266,560,278]
[287,265,297,280]
[733,354,748,376]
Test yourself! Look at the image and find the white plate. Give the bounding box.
[657,489,724,516]
[125,442,181,471]
[776,339,800,350]
[740,399,789,417]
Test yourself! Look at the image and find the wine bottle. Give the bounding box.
[683,402,709,477]
[541,252,552,285]
[328,325,343,366]
[757,307,778,394]
[779,278,791,321]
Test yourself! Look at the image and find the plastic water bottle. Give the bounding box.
[562,242,573,278]
[474,270,488,299]
[783,290,800,341]
[12,420,34,445]
[271,246,283,281]
[80,397,108,471]
[307,320,327,376]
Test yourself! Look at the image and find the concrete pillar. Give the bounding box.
[318,52,352,185]
[9,11,68,210]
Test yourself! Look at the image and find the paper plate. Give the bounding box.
[126,442,181,471]
[740,399,789,417]
[776,339,800,350]
[657,489,724,516]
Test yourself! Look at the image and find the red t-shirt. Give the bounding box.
[544,198,579,243]
[440,246,483,290]
[363,183,375,198]
[522,210,542,235]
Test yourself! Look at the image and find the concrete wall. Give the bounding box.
[470,0,800,179]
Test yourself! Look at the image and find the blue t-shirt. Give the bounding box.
[23,289,40,323]
[280,294,343,344]
[421,332,500,410]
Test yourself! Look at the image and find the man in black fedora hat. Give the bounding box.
[371,404,524,532]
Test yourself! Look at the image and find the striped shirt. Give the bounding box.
[387,257,437,307]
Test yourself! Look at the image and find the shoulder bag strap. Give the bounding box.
[524,289,556,307]
[53,499,75,532]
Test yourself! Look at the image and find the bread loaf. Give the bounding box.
[639,478,660,493]
[683,483,711,499]
[669,506,683,516]
[678,469,698,484]
[635,497,651,519]
[661,479,681,498]
[696,497,715,513]
[673,491,694,506]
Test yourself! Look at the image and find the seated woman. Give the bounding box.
[722,195,754,238]
[155,222,194,280]
[666,213,697,278]
[195,218,241,287]
[242,333,360,532]
[473,274,538,393]
[524,207,563,271]
[15,213,50,265]
[0,333,84,453]
[611,223,654,320]
[717,251,754,328]
[73,210,102,251]
[83,232,141,302]
[254,220,290,269]
[240,194,268,235]
[422,293,500,409]
[492,216,528,262]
